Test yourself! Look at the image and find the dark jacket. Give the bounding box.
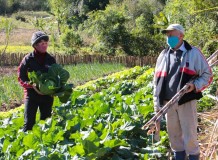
[18,51,56,97]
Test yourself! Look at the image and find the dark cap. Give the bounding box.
[31,31,49,46]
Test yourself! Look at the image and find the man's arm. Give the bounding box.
[193,48,213,92]
[153,50,166,112]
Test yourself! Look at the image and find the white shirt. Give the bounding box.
[178,42,187,52]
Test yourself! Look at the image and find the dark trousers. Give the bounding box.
[23,93,53,132]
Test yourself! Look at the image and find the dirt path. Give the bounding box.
[0,66,18,76]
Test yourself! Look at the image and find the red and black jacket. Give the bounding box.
[18,51,56,97]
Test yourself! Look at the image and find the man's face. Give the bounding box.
[34,40,49,53]
[166,30,184,49]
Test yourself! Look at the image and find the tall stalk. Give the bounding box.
[1,18,14,54]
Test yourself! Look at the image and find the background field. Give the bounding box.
[0,63,125,111]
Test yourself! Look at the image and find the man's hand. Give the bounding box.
[147,120,161,141]
[154,105,161,114]
[186,83,195,93]
[32,84,44,95]
[146,105,162,141]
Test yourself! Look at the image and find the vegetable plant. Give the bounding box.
[28,64,73,103]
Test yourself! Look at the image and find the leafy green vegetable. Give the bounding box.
[0,66,186,159]
[28,64,73,103]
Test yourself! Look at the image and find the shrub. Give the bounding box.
[60,29,83,54]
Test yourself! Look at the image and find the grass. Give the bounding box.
[0,12,92,54]
[11,11,51,19]
[0,45,63,54]
[0,11,54,46]
[0,63,126,111]
[64,63,126,85]
[0,30,36,46]
[0,15,36,46]
[0,73,23,110]
[0,45,33,53]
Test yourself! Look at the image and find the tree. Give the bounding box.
[0,18,14,54]
[60,29,83,54]
[162,0,218,49]
[84,5,130,55]
[48,0,70,35]
[0,0,49,15]
[130,14,164,56]
[66,0,110,29]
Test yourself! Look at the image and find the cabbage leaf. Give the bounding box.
[28,64,73,103]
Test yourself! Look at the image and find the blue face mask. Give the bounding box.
[167,36,179,48]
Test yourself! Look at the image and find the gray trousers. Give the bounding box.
[165,100,200,155]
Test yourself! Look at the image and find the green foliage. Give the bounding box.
[185,20,217,48]
[0,17,14,54]
[60,29,83,54]
[153,12,169,29]
[0,63,125,111]
[130,14,164,56]
[30,17,47,31]
[198,66,218,112]
[0,66,171,159]
[0,0,49,15]
[19,0,49,11]
[47,0,110,34]
[28,64,73,103]
[0,46,33,54]
[162,0,218,49]
[83,0,166,55]
[0,105,24,119]
[1,0,218,56]
[67,0,110,29]
[198,96,216,112]
[48,0,69,35]
[202,40,218,57]
[0,73,23,111]
[84,5,130,55]
[0,65,217,159]
[203,67,218,96]
[0,0,20,14]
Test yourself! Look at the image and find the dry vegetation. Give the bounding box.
[0,28,36,46]
[198,104,218,160]
[0,11,49,46]
[0,66,17,75]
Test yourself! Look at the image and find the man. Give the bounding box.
[153,24,213,160]
[18,31,56,132]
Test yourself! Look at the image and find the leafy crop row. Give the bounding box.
[0,66,170,160]
[1,66,217,159]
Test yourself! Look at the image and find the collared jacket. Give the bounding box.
[18,51,56,97]
[153,40,213,108]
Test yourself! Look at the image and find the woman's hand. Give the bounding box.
[32,84,44,95]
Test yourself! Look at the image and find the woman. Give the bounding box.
[18,31,56,131]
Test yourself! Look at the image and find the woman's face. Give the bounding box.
[34,40,49,53]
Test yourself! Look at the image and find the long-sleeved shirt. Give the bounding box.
[18,51,56,97]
